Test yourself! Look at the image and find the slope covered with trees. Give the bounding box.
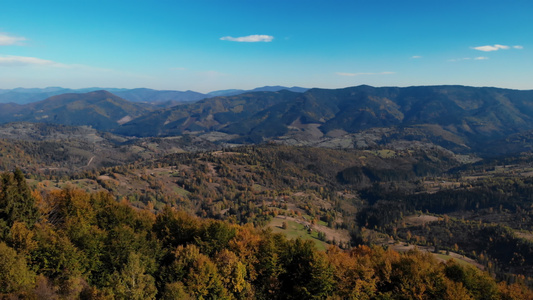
[0,169,531,299]
[4,143,531,290]
[0,91,151,131]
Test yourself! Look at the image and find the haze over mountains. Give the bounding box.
[1,84,533,156]
[0,85,308,105]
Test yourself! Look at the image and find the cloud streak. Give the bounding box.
[336,71,395,77]
[0,55,115,73]
[472,44,524,52]
[220,35,274,42]
[0,33,26,46]
[449,56,489,62]
[0,55,56,66]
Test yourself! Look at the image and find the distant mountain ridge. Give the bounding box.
[0,87,129,104]
[0,90,150,131]
[0,86,309,133]
[0,85,309,105]
[206,86,309,97]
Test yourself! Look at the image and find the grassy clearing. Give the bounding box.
[435,253,473,267]
[268,217,327,251]
[252,184,265,192]
[172,186,190,197]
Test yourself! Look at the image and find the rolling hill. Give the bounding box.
[0,87,128,104]
[0,90,151,131]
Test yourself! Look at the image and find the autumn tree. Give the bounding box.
[0,242,35,295]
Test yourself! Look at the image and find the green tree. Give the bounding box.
[196,220,236,256]
[31,223,84,281]
[153,206,200,248]
[0,169,39,231]
[215,249,251,299]
[444,260,500,300]
[170,244,228,299]
[307,251,335,299]
[279,238,317,299]
[110,252,157,300]
[162,281,194,300]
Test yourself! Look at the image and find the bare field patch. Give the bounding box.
[403,214,441,226]
[515,230,533,241]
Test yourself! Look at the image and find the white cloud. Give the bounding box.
[0,55,56,66]
[220,35,274,42]
[411,56,422,59]
[449,56,490,62]
[336,71,395,77]
[0,33,26,46]
[514,45,524,49]
[473,44,510,52]
[0,55,116,73]
[494,44,510,50]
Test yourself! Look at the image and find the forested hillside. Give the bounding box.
[0,143,531,297]
[1,169,532,299]
[2,124,533,298]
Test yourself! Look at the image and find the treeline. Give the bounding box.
[392,218,533,278]
[358,177,533,230]
[448,153,533,175]
[337,150,457,186]
[1,170,532,299]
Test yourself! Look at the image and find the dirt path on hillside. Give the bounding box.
[87,156,96,167]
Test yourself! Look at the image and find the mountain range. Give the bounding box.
[1,84,533,155]
[0,85,308,105]
[116,85,533,153]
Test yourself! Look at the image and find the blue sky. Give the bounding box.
[0,0,531,92]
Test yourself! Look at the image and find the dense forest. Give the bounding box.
[1,169,533,299]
